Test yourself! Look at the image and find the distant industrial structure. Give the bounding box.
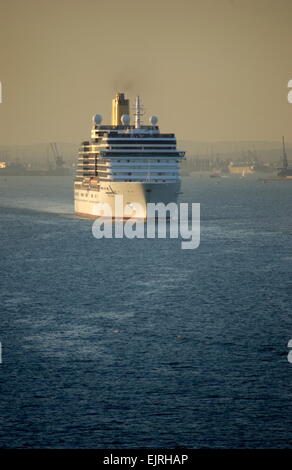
[277,136,292,177]
[0,142,72,176]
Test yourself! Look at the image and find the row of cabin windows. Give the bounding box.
[110,172,176,176]
[99,146,176,150]
[78,193,99,198]
[79,159,178,164]
[120,179,170,183]
[104,139,176,144]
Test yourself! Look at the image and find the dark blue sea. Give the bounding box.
[0,175,292,449]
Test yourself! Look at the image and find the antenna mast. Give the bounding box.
[134,96,144,129]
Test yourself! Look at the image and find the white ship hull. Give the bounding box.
[74,181,181,219]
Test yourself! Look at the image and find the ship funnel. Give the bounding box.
[112,93,130,126]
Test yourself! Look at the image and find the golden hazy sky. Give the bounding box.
[0,0,292,144]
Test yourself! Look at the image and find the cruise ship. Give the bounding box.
[74,93,185,219]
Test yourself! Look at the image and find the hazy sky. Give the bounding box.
[0,0,292,144]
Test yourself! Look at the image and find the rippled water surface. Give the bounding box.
[0,175,292,448]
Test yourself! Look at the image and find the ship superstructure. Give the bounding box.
[74,93,185,218]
